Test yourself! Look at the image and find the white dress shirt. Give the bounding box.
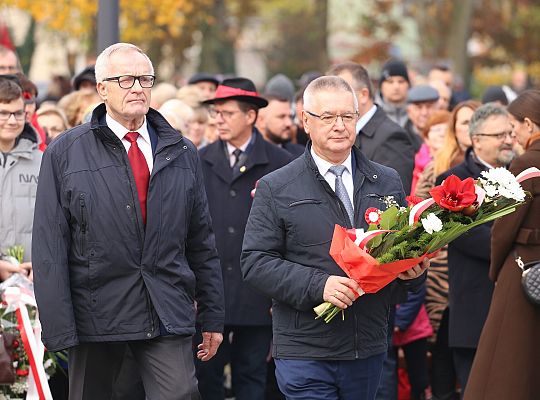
[106,114,154,172]
[310,147,354,209]
[356,104,377,133]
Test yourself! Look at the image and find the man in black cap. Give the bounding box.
[197,77,293,400]
[188,72,219,101]
[377,59,411,128]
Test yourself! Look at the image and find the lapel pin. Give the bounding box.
[240,166,246,173]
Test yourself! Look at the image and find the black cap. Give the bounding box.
[481,86,509,105]
[188,72,219,86]
[73,65,96,90]
[380,59,410,85]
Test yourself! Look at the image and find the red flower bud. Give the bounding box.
[16,368,29,376]
[12,339,19,348]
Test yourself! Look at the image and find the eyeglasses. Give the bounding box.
[474,130,515,140]
[304,110,359,125]
[0,110,25,121]
[208,108,241,119]
[103,75,155,89]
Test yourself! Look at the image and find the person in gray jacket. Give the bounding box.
[0,77,37,279]
[241,76,428,400]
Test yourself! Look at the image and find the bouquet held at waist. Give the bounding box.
[314,167,540,323]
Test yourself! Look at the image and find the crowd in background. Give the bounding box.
[0,39,539,400]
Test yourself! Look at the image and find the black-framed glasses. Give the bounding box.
[304,110,359,125]
[103,75,155,89]
[474,130,515,140]
[0,110,25,121]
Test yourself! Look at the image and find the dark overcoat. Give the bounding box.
[199,129,293,325]
[465,138,540,400]
[436,148,494,348]
[33,104,224,351]
[356,106,416,194]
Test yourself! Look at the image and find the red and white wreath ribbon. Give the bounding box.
[3,287,53,400]
[346,228,391,250]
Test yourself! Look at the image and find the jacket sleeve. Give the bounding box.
[32,149,79,352]
[394,283,426,331]
[241,179,328,311]
[186,154,225,333]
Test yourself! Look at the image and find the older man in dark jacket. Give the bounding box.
[241,76,428,400]
[435,103,515,395]
[32,43,224,400]
[198,78,292,400]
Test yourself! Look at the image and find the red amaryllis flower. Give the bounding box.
[429,175,477,212]
[406,195,424,206]
[365,207,382,225]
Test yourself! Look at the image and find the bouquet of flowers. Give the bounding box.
[0,247,62,400]
[314,167,540,322]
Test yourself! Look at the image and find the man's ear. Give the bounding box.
[255,108,266,131]
[302,111,310,134]
[96,82,107,101]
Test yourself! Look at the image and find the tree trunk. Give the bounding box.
[446,0,475,89]
[198,0,236,74]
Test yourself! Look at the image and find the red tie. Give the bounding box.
[124,132,150,225]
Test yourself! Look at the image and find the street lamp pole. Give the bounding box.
[97,0,119,53]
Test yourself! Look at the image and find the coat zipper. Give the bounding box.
[79,194,87,256]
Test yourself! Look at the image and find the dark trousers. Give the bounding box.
[402,338,430,399]
[195,325,272,400]
[68,335,199,400]
[451,347,476,399]
[430,308,457,400]
[275,353,385,400]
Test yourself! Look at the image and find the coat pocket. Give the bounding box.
[288,199,334,247]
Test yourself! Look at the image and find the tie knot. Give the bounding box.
[232,148,242,158]
[329,165,347,177]
[125,131,139,143]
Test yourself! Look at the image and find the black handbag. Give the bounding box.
[516,256,540,306]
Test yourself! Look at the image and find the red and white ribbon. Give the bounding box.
[346,228,391,250]
[516,167,540,183]
[408,198,435,226]
[3,287,53,400]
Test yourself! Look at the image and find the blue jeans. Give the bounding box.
[275,353,385,400]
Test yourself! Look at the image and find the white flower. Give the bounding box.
[421,213,443,235]
[43,358,53,369]
[483,183,498,198]
[480,168,526,201]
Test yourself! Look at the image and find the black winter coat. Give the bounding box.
[199,130,293,325]
[435,148,494,348]
[33,104,224,351]
[241,144,426,360]
[355,106,416,194]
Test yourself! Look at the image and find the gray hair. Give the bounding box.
[469,103,509,138]
[94,43,154,82]
[303,76,358,111]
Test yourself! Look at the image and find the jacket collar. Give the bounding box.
[358,106,385,138]
[90,103,183,152]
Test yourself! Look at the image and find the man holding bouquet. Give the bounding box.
[241,76,428,400]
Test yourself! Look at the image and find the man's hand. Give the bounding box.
[197,332,223,361]
[398,258,429,280]
[0,260,31,281]
[323,275,363,310]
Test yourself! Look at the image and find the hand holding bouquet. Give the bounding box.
[315,167,540,322]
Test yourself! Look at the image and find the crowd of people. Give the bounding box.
[0,40,538,400]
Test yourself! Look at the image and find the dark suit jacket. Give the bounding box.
[199,129,293,326]
[436,148,494,348]
[282,141,305,158]
[355,106,416,194]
